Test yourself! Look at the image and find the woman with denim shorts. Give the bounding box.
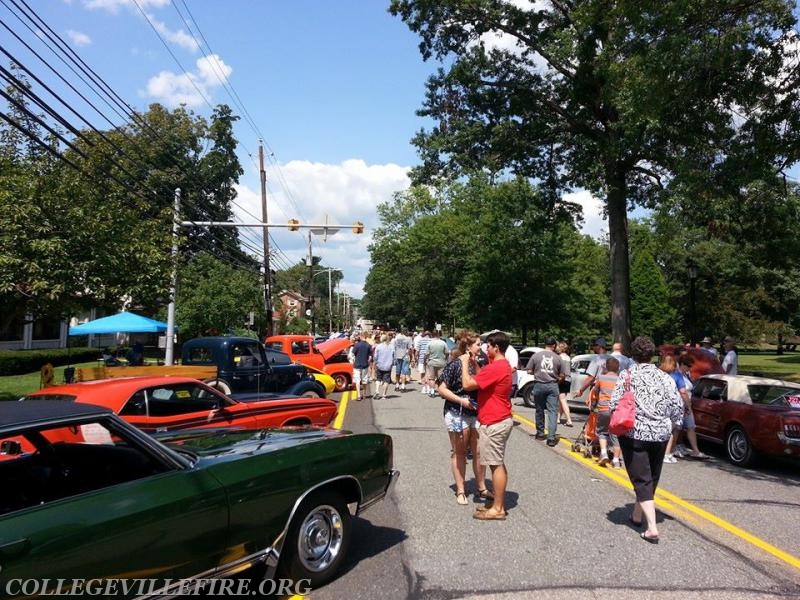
[435,332,491,506]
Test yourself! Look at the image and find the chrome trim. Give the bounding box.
[777,433,800,446]
[263,474,363,580]
[132,549,272,599]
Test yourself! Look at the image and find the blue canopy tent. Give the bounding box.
[68,312,170,335]
[63,313,172,381]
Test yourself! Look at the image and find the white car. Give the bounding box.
[568,354,597,409]
[514,347,543,407]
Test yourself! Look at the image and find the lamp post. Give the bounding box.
[313,268,337,334]
[687,259,698,346]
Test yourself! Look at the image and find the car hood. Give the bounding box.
[158,426,350,460]
[316,338,351,360]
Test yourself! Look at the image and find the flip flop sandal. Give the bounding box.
[455,491,468,505]
[476,505,509,516]
[476,488,495,500]
[640,531,659,544]
[473,509,507,520]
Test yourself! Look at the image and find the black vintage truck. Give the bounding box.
[78,336,325,398]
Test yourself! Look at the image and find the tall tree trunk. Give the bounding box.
[606,163,632,350]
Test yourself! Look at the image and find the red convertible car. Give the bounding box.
[691,374,800,466]
[23,376,338,434]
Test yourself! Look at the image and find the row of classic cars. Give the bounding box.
[1,357,397,596]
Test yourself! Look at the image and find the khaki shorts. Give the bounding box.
[478,417,513,466]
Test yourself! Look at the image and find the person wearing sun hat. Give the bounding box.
[699,336,718,360]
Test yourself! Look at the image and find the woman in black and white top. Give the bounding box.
[610,336,683,544]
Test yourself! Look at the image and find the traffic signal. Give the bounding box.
[288,219,300,231]
[352,221,364,234]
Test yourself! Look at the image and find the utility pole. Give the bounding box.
[165,188,180,365]
[259,142,273,336]
[307,230,315,335]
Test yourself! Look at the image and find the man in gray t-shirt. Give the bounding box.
[527,337,564,446]
[425,331,448,397]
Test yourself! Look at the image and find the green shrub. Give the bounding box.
[0,347,102,376]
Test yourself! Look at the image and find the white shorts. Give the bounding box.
[353,367,370,385]
[444,410,477,433]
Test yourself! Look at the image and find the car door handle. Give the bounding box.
[0,537,31,560]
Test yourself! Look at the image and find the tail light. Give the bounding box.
[782,419,800,440]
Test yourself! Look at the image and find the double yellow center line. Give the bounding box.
[513,411,800,571]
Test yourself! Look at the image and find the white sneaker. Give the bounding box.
[663,454,678,464]
[598,454,610,467]
[612,458,621,469]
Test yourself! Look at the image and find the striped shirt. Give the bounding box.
[592,372,619,412]
[415,335,430,362]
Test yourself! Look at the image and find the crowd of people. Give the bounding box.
[346,326,737,539]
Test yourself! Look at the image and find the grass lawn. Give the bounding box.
[0,361,98,402]
[739,352,800,382]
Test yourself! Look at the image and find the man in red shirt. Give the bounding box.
[460,331,513,520]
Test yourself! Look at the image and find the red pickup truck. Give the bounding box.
[264,335,353,392]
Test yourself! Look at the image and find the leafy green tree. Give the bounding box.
[629,248,677,344]
[176,252,262,339]
[0,82,249,323]
[391,0,800,348]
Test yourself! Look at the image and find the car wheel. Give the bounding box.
[302,390,321,399]
[726,425,755,467]
[204,378,232,395]
[333,373,349,392]
[280,490,351,588]
[521,384,535,408]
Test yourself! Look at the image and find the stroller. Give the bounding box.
[570,410,601,458]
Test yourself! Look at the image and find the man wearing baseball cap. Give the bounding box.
[574,336,609,402]
[527,336,565,446]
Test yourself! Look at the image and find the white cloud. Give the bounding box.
[66,29,92,46]
[82,0,169,13]
[563,190,606,240]
[233,160,411,299]
[142,54,231,108]
[146,12,199,52]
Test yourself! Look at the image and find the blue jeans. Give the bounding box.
[533,382,559,440]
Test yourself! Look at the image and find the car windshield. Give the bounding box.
[748,384,800,406]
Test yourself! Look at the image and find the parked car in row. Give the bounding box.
[691,374,800,467]
[23,376,338,433]
[0,401,397,593]
[264,334,353,392]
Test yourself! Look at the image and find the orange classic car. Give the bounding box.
[23,376,337,434]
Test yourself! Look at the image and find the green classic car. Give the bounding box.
[0,401,397,598]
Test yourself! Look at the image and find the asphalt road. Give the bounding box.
[308,380,800,600]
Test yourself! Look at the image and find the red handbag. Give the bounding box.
[609,370,635,435]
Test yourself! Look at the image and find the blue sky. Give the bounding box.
[3,0,608,298]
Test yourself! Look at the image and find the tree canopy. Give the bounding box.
[391,0,800,347]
